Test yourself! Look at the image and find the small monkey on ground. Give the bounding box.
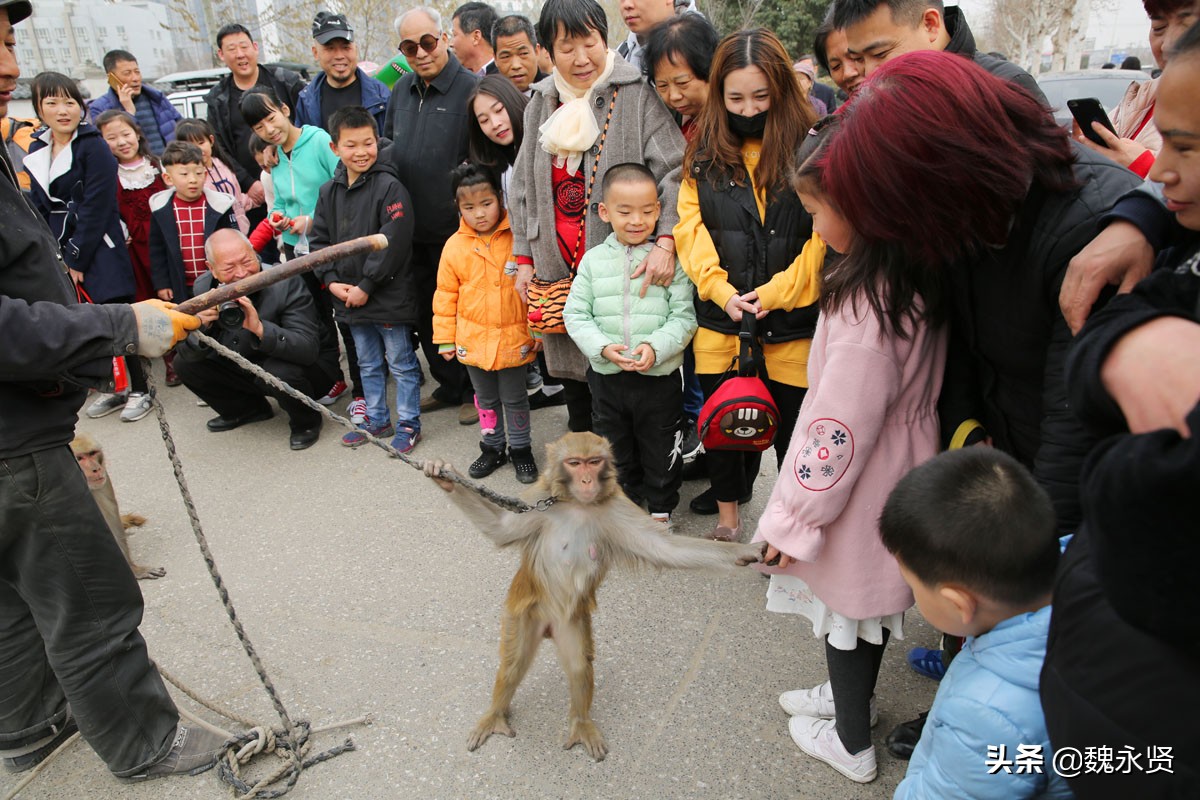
[424,431,765,761]
[70,433,165,580]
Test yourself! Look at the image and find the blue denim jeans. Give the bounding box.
[349,323,421,432]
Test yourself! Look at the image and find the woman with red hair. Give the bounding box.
[826,49,1143,759]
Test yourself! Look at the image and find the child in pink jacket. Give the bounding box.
[755,123,948,784]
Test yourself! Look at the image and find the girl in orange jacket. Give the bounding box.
[434,164,539,483]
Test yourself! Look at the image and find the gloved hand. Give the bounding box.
[132,299,201,357]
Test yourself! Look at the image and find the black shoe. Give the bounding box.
[688,486,751,516]
[2,714,77,774]
[510,446,539,484]
[206,407,273,432]
[289,422,321,450]
[681,452,707,481]
[469,444,508,478]
[885,712,928,760]
[528,387,567,409]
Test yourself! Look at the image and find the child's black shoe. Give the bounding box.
[469,443,508,478]
[510,446,539,484]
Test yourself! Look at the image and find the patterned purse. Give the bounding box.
[526,87,618,336]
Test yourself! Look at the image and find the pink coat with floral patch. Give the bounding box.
[755,295,947,620]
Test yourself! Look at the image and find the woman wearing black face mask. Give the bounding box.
[676,27,820,539]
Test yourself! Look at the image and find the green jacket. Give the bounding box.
[564,233,697,377]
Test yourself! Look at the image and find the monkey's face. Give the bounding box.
[75,450,108,490]
[563,456,607,505]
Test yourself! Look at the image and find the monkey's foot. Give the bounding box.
[466,713,514,751]
[134,565,167,580]
[564,719,607,761]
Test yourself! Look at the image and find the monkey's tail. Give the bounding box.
[121,513,147,529]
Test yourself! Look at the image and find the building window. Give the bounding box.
[74,27,88,41]
[116,26,126,36]
[36,27,49,42]
[99,27,107,37]
[60,46,70,61]
[55,27,65,41]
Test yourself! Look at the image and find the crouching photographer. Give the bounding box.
[175,229,340,450]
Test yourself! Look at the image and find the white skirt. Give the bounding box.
[766,574,906,652]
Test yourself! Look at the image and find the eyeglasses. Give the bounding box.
[398,33,440,58]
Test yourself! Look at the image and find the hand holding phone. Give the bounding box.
[1068,98,1116,147]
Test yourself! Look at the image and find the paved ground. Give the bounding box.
[3,357,941,800]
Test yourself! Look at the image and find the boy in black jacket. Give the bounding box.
[149,141,239,303]
[310,106,421,453]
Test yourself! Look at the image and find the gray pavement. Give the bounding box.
[3,357,940,800]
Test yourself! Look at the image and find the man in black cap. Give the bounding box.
[294,11,392,135]
[1,0,231,780]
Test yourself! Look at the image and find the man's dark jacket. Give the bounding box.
[87,83,182,144]
[938,144,1141,533]
[204,65,306,191]
[944,5,1048,105]
[176,269,338,371]
[1041,238,1200,798]
[383,52,478,244]
[0,147,134,459]
[294,68,391,134]
[310,156,418,327]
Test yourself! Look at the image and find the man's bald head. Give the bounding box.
[205,229,262,285]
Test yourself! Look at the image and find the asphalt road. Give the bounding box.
[2,356,939,800]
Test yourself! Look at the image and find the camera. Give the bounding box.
[217,300,245,330]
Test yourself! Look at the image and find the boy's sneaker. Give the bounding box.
[509,446,539,484]
[778,681,878,727]
[681,422,702,462]
[528,386,566,409]
[650,512,671,524]
[787,715,877,783]
[341,421,394,448]
[907,647,947,681]
[469,444,507,478]
[86,392,127,419]
[391,426,420,454]
[120,392,153,422]
[347,397,367,425]
[318,380,348,405]
[886,713,928,760]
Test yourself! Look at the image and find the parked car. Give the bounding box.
[154,62,315,120]
[1037,69,1151,128]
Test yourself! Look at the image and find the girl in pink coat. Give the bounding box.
[754,121,947,784]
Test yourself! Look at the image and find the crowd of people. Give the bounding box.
[1,0,1196,794]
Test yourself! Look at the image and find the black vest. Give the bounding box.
[693,161,819,344]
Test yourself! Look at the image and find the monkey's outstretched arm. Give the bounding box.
[604,505,765,570]
[423,461,539,547]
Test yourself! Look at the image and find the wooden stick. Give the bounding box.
[174,234,389,315]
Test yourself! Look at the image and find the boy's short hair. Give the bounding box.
[248,133,272,156]
[600,162,657,200]
[161,140,206,168]
[450,161,501,198]
[328,106,378,143]
[879,448,1059,606]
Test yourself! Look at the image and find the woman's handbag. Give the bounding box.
[525,87,618,336]
[697,317,780,452]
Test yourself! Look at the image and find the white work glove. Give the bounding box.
[131,299,201,357]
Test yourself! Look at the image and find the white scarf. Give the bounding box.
[538,50,617,176]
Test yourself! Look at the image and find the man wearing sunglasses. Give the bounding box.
[384,6,478,425]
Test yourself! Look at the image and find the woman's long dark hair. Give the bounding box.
[684,28,817,200]
[466,74,529,170]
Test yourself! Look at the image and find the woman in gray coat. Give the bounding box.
[509,0,685,431]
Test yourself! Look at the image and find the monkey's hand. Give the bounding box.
[132,299,201,357]
[735,541,768,567]
[422,460,457,492]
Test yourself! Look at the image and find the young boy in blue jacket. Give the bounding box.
[880,448,1072,800]
[563,163,697,522]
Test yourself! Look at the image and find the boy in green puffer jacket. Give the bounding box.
[564,163,697,522]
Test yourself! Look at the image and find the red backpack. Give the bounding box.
[697,318,780,452]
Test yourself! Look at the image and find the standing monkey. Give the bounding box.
[424,432,765,760]
[70,433,165,580]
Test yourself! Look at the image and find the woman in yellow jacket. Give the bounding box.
[434,165,539,483]
[675,29,822,540]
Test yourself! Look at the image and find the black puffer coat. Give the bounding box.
[939,144,1141,533]
[692,161,817,344]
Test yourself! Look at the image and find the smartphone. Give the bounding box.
[106,71,125,92]
[1068,97,1116,146]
